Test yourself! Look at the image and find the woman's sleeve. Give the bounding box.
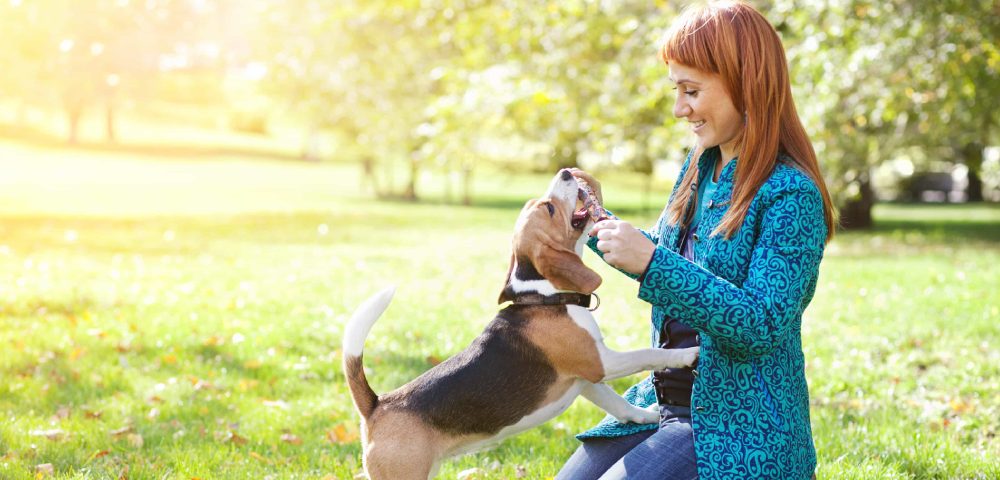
[636,183,827,358]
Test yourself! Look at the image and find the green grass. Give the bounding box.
[0,139,997,479]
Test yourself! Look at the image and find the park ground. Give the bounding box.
[0,132,997,479]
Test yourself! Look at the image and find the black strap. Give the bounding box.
[510,292,597,309]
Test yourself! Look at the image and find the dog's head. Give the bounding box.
[498,169,603,303]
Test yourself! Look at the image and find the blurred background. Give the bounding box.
[0,0,997,220]
[1,1,998,478]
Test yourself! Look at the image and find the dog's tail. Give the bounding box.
[342,286,395,419]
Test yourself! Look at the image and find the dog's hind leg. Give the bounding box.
[365,445,435,480]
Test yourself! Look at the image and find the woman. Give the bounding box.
[557,2,836,479]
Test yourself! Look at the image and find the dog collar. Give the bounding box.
[511,292,600,311]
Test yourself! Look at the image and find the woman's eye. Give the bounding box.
[545,203,555,216]
[685,90,698,97]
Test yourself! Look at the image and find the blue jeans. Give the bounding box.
[556,405,698,480]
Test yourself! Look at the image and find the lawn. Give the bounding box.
[0,140,997,479]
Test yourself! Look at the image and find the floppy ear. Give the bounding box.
[499,199,537,304]
[533,245,602,294]
[497,249,516,304]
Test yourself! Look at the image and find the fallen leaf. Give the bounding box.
[249,452,270,464]
[127,433,144,448]
[29,429,67,441]
[280,433,302,445]
[225,431,248,445]
[35,463,54,475]
[515,465,528,478]
[84,410,103,419]
[949,398,974,414]
[51,406,71,422]
[110,426,134,437]
[457,468,483,480]
[326,424,358,444]
[426,355,442,366]
[90,450,110,460]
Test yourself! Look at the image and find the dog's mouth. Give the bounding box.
[571,181,605,230]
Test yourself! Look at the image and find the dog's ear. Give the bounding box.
[533,245,602,295]
[498,248,515,304]
[499,200,538,304]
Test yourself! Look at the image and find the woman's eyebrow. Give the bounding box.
[670,77,701,86]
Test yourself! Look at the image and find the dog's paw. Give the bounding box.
[614,405,659,425]
[670,346,699,368]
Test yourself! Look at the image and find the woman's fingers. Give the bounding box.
[590,221,655,275]
[568,168,604,204]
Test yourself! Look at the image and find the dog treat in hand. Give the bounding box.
[574,176,609,224]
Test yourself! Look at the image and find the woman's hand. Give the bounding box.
[568,168,603,205]
[591,220,656,276]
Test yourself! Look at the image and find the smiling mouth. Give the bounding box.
[691,120,706,129]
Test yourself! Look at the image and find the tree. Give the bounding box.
[779,0,1000,227]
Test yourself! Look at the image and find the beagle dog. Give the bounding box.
[342,169,699,480]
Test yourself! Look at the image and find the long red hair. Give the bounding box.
[660,1,836,241]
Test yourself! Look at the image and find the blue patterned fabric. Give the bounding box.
[578,147,825,480]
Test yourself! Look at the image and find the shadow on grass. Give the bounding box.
[377,195,662,218]
[839,203,1000,246]
[0,121,300,162]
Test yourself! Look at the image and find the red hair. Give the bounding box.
[660,1,836,241]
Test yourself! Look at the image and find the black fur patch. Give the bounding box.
[380,305,559,435]
[514,257,544,281]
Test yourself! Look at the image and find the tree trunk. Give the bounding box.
[462,164,472,206]
[105,101,116,142]
[961,143,984,202]
[361,155,382,197]
[838,176,876,230]
[67,105,83,144]
[642,170,653,214]
[403,153,419,201]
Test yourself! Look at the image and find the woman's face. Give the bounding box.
[668,62,743,160]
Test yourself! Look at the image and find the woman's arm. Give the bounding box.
[637,184,827,358]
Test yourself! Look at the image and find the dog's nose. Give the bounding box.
[560,169,572,181]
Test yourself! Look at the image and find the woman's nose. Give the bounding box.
[673,97,690,118]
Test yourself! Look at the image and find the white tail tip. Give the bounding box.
[342,286,396,357]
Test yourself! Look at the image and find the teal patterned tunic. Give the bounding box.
[578,147,825,480]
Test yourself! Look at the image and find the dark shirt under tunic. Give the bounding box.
[649,162,717,406]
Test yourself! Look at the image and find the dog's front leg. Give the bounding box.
[580,382,659,424]
[599,346,699,382]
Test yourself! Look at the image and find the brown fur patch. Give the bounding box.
[363,410,443,480]
[521,308,605,383]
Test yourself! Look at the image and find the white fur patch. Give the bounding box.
[343,286,395,357]
[566,305,604,343]
[508,264,560,295]
[446,380,587,458]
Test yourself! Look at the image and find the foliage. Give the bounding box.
[258,0,1000,217]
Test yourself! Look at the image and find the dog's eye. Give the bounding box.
[545,202,555,217]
